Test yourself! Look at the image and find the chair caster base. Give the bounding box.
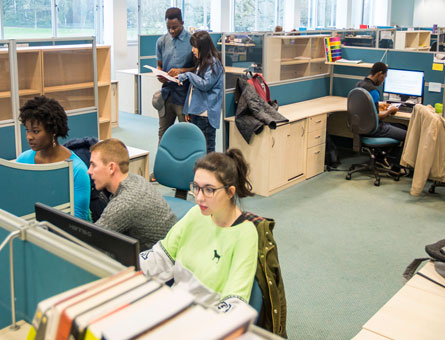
[345,174,352,180]
[374,179,380,186]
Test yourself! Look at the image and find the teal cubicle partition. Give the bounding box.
[0,159,74,218]
[332,47,445,106]
[0,126,16,160]
[0,210,124,329]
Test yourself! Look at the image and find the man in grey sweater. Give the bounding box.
[88,138,177,251]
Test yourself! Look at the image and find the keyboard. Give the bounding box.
[398,104,413,113]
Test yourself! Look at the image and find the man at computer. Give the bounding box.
[88,138,177,250]
[355,62,407,171]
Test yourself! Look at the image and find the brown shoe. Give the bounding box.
[149,173,157,183]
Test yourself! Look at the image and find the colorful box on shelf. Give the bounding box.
[324,37,342,62]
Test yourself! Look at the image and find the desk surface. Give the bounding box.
[225,95,410,123]
[358,262,445,340]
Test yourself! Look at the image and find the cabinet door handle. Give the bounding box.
[315,120,322,123]
[314,151,321,154]
[301,126,305,137]
[315,135,321,139]
[271,137,275,148]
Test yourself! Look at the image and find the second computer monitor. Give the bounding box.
[383,68,425,102]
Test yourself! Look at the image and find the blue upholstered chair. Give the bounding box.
[249,277,263,323]
[345,88,401,186]
[153,123,206,219]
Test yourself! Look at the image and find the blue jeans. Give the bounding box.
[190,115,216,153]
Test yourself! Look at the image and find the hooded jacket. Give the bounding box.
[234,78,288,144]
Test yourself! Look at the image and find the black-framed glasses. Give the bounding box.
[190,182,228,198]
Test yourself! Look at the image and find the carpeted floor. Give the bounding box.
[113,112,445,340]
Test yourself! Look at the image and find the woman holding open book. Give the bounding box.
[139,149,258,313]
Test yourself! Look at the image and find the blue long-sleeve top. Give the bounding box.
[16,149,91,220]
[177,59,224,129]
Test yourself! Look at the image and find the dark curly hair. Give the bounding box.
[19,96,69,139]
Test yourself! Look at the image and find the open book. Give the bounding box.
[144,65,179,84]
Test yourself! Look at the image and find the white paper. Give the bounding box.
[143,65,179,83]
[429,82,442,93]
[336,58,362,64]
[380,31,392,39]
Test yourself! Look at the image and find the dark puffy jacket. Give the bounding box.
[64,137,110,222]
[245,212,287,338]
[234,78,288,144]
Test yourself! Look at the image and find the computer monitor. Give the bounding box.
[35,202,140,268]
[383,68,425,103]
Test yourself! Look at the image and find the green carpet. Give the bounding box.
[113,112,445,340]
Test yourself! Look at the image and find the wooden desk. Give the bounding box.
[127,146,149,181]
[227,96,347,196]
[353,262,445,340]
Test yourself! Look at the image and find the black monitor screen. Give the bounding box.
[35,202,140,269]
[383,68,425,99]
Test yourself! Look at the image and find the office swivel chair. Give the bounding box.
[345,88,401,186]
[153,123,207,219]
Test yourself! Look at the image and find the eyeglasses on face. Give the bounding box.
[190,182,228,198]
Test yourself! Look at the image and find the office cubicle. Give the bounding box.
[0,37,102,160]
[0,208,124,329]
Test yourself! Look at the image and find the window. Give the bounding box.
[127,0,138,41]
[234,0,284,32]
[56,0,95,37]
[183,0,210,31]
[301,0,336,29]
[3,0,52,38]
[140,0,172,35]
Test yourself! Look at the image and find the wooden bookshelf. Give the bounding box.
[395,31,431,51]
[264,35,330,82]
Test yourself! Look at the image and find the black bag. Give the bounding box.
[403,239,445,286]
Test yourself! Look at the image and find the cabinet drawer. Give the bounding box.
[306,144,325,179]
[129,156,148,180]
[307,128,326,148]
[308,114,327,132]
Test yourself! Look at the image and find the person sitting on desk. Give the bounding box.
[355,62,407,172]
[16,96,90,220]
[88,138,177,250]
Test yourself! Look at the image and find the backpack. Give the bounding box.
[247,72,279,110]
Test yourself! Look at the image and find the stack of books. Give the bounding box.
[26,268,258,340]
[324,37,342,62]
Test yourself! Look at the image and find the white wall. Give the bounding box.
[412,0,445,27]
[390,0,414,27]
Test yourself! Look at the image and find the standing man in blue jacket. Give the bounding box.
[156,7,194,142]
[151,7,194,182]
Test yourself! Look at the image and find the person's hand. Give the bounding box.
[157,76,167,84]
[168,68,181,77]
[387,105,398,115]
[379,102,389,111]
[185,114,191,122]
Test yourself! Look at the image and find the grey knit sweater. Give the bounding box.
[96,173,177,251]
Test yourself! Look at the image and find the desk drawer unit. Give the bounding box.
[307,128,326,148]
[306,143,325,178]
[308,114,327,132]
[306,113,327,178]
[129,156,148,179]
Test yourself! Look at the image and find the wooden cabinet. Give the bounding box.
[226,96,347,197]
[110,80,119,128]
[127,146,149,180]
[264,35,329,82]
[228,119,307,197]
[395,31,431,51]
